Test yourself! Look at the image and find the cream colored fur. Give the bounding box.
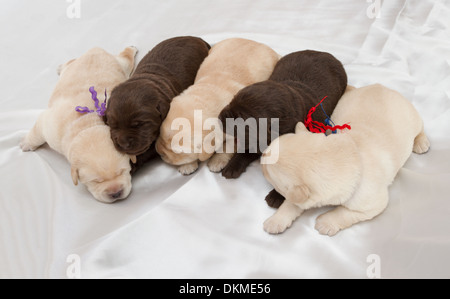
[261,84,430,236]
[155,38,280,175]
[20,47,137,203]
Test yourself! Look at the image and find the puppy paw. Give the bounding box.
[127,46,138,56]
[263,214,293,234]
[207,153,232,173]
[207,160,226,173]
[265,189,285,208]
[221,163,246,179]
[20,139,37,152]
[315,215,340,237]
[413,132,430,154]
[178,162,198,176]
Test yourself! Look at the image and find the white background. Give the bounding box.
[0,0,449,278]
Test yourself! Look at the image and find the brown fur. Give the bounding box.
[155,38,280,175]
[218,50,348,180]
[104,36,210,173]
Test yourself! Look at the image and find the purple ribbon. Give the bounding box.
[75,86,107,116]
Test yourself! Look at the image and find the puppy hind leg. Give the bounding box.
[413,130,430,154]
[20,113,47,152]
[315,188,389,236]
[116,46,138,77]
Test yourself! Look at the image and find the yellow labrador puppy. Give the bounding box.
[261,84,430,236]
[20,47,137,203]
[155,38,279,175]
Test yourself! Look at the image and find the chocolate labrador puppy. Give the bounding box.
[104,36,210,173]
[218,50,347,207]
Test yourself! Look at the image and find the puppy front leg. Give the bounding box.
[207,152,233,173]
[221,152,260,179]
[178,161,199,175]
[264,200,304,234]
[20,113,47,152]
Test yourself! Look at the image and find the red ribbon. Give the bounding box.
[304,96,351,134]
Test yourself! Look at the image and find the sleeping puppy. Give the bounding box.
[103,36,210,173]
[155,38,280,175]
[20,47,138,203]
[261,84,430,236]
[218,50,347,179]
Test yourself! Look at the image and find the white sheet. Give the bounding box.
[1,0,450,279]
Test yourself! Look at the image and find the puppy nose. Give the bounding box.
[118,136,134,150]
[109,189,123,200]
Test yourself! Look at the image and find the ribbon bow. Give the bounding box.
[304,96,351,134]
[75,86,107,117]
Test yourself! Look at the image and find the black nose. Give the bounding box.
[109,190,123,200]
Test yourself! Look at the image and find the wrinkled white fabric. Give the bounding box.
[1,0,449,279]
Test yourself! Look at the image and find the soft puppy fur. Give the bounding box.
[218,50,347,179]
[20,47,138,203]
[104,36,210,173]
[155,38,280,175]
[261,84,430,236]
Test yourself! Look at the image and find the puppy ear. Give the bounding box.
[295,122,308,134]
[157,100,170,120]
[57,58,76,76]
[71,166,79,186]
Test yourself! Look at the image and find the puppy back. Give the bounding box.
[51,48,127,106]
[270,50,347,92]
[270,50,347,123]
[332,84,423,134]
[331,84,425,170]
[195,38,279,86]
[133,36,210,91]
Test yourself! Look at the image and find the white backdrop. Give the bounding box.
[1,0,449,278]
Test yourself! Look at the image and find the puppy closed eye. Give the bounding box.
[130,121,143,129]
